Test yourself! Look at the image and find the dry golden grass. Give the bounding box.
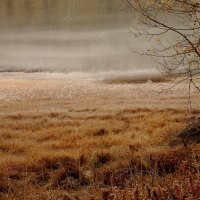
[0,73,199,199]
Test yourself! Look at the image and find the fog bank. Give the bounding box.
[0,0,161,82]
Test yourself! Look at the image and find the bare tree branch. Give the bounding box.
[126,0,200,106]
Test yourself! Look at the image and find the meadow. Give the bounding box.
[0,73,199,200]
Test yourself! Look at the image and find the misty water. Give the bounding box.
[0,0,160,81]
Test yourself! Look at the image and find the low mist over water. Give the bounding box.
[0,0,160,81]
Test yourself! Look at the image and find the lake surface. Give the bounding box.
[0,0,155,77]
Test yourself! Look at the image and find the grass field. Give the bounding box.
[0,73,199,199]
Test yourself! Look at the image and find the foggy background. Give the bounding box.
[0,0,160,81]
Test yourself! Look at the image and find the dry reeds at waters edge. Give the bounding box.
[0,107,199,199]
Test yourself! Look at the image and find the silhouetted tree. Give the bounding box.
[126,0,200,97]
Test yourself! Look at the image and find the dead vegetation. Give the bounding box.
[0,103,200,199]
[0,74,199,199]
[170,119,200,147]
